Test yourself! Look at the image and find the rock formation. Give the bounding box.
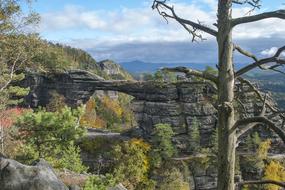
[0,157,68,190]
[19,70,282,140]
[17,70,285,190]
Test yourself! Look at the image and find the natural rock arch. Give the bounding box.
[19,70,285,145]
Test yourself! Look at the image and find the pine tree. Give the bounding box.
[189,117,201,153]
[210,127,218,155]
[252,132,261,149]
[14,106,86,171]
[150,123,176,168]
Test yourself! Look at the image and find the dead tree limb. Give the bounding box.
[152,0,217,41]
[232,0,261,10]
[233,92,267,137]
[162,66,218,84]
[234,44,258,62]
[233,116,285,143]
[237,77,285,117]
[235,46,285,77]
[232,10,285,27]
[237,180,285,189]
[233,78,285,140]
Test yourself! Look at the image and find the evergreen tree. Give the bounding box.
[112,138,154,190]
[189,117,201,153]
[252,132,261,149]
[14,106,87,172]
[210,127,218,155]
[150,123,177,167]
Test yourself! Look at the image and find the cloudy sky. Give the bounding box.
[33,0,285,64]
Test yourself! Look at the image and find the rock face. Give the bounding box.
[19,70,283,143]
[0,157,68,190]
[19,71,218,140]
[18,70,285,190]
[98,60,133,80]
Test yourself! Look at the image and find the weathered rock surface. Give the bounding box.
[18,70,285,190]
[0,157,68,190]
[98,60,132,80]
[19,70,284,145]
[19,71,217,136]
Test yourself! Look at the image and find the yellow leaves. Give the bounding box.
[129,138,151,173]
[80,95,134,129]
[85,98,96,112]
[130,138,151,152]
[102,96,123,118]
[80,98,106,128]
[264,160,285,190]
[258,139,271,160]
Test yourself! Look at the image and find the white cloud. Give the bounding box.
[41,5,106,30]
[40,2,285,49]
[261,47,285,57]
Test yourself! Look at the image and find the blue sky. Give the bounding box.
[31,0,285,63]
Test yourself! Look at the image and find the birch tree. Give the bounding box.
[0,0,40,154]
[152,0,285,189]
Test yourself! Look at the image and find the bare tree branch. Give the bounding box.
[237,180,285,189]
[232,9,285,27]
[234,44,258,62]
[260,93,268,116]
[236,98,249,117]
[236,77,285,115]
[235,46,285,77]
[0,58,18,92]
[233,77,285,140]
[152,0,217,41]
[232,116,285,143]
[237,78,285,131]
[162,66,218,84]
[172,153,214,161]
[233,0,261,15]
[234,93,267,137]
[232,0,261,9]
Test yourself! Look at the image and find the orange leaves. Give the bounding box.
[0,107,28,128]
[80,97,115,129]
[80,98,103,128]
[80,96,127,129]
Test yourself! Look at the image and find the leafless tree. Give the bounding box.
[152,0,285,189]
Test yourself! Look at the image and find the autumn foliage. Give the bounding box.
[80,95,135,130]
[263,161,285,190]
[0,107,28,128]
[0,107,29,156]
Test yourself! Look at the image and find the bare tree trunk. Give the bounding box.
[217,1,236,190]
[0,124,3,154]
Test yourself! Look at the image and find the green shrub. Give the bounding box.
[14,106,87,172]
[83,174,117,190]
[150,123,176,168]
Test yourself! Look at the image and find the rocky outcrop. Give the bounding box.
[19,71,217,139]
[0,157,68,190]
[98,60,133,80]
[17,70,285,190]
[19,70,284,143]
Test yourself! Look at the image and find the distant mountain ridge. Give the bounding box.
[119,60,253,74]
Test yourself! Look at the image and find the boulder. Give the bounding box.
[0,157,68,190]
